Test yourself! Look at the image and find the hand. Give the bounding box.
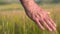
[25,8,56,31]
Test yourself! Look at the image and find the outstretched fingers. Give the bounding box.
[44,18,56,31]
[47,16,56,27]
[35,18,45,30]
[41,19,52,31]
[35,13,54,31]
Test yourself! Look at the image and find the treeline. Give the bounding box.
[35,0,60,4]
[0,0,19,4]
[0,0,60,4]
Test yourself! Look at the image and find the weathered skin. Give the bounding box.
[20,0,56,31]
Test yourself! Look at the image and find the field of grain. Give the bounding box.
[0,3,60,34]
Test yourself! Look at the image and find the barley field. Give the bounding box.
[0,3,60,34]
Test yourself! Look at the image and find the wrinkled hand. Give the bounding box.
[25,8,56,31]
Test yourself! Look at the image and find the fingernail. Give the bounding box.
[43,28,45,30]
[55,24,56,27]
[48,28,52,31]
[50,29,52,31]
[41,27,45,31]
[54,28,56,31]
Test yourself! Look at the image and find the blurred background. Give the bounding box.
[0,0,60,34]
